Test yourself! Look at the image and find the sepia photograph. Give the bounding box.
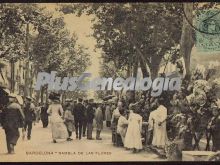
[0,2,220,162]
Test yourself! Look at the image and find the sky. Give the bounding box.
[41,4,102,97]
[63,14,102,78]
[40,3,101,78]
[63,14,102,98]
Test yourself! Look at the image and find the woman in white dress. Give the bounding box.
[151,101,168,148]
[117,109,128,145]
[124,103,143,153]
[47,98,68,143]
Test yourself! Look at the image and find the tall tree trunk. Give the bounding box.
[180,3,194,80]
[140,59,149,77]
[133,57,139,77]
[140,59,150,99]
[150,66,160,80]
[40,86,44,104]
[10,60,15,93]
[130,56,139,102]
[45,85,48,103]
[150,55,161,80]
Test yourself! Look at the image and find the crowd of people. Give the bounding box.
[0,68,220,159]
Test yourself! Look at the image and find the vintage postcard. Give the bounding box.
[0,2,220,162]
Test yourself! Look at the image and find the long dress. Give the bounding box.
[117,115,128,144]
[124,111,143,150]
[147,110,156,144]
[47,103,68,140]
[152,105,168,148]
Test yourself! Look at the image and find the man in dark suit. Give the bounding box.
[40,102,49,128]
[87,99,95,140]
[23,96,35,140]
[83,99,88,137]
[73,98,85,140]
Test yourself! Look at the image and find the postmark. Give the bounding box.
[195,9,220,52]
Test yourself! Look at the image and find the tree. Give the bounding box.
[0,4,26,60]
[180,3,194,80]
[0,4,91,101]
[59,3,183,79]
[31,12,90,102]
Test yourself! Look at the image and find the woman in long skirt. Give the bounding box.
[47,99,68,143]
[124,103,143,153]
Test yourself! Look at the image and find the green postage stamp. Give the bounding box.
[196,9,220,52]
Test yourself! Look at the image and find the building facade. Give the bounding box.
[0,59,37,99]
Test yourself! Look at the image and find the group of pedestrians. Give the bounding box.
[2,91,219,156]
[47,92,104,143]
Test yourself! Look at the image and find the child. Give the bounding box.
[64,105,75,141]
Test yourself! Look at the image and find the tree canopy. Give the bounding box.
[59,3,183,78]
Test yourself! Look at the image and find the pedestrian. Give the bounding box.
[208,105,220,151]
[47,93,68,143]
[73,98,85,140]
[124,103,143,153]
[105,102,112,127]
[82,99,88,137]
[1,93,25,154]
[95,103,104,140]
[111,101,122,124]
[87,99,95,140]
[111,101,122,144]
[34,103,41,123]
[117,109,128,145]
[23,96,35,140]
[40,102,49,128]
[64,104,75,141]
[151,98,168,149]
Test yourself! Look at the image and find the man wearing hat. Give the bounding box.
[73,98,86,140]
[208,105,220,151]
[23,96,35,140]
[82,99,89,137]
[1,93,25,154]
[105,102,112,127]
[87,99,95,140]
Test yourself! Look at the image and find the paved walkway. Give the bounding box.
[0,123,163,162]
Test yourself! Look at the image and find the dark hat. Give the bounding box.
[49,92,60,100]
[78,98,83,102]
[89,99,94,103]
